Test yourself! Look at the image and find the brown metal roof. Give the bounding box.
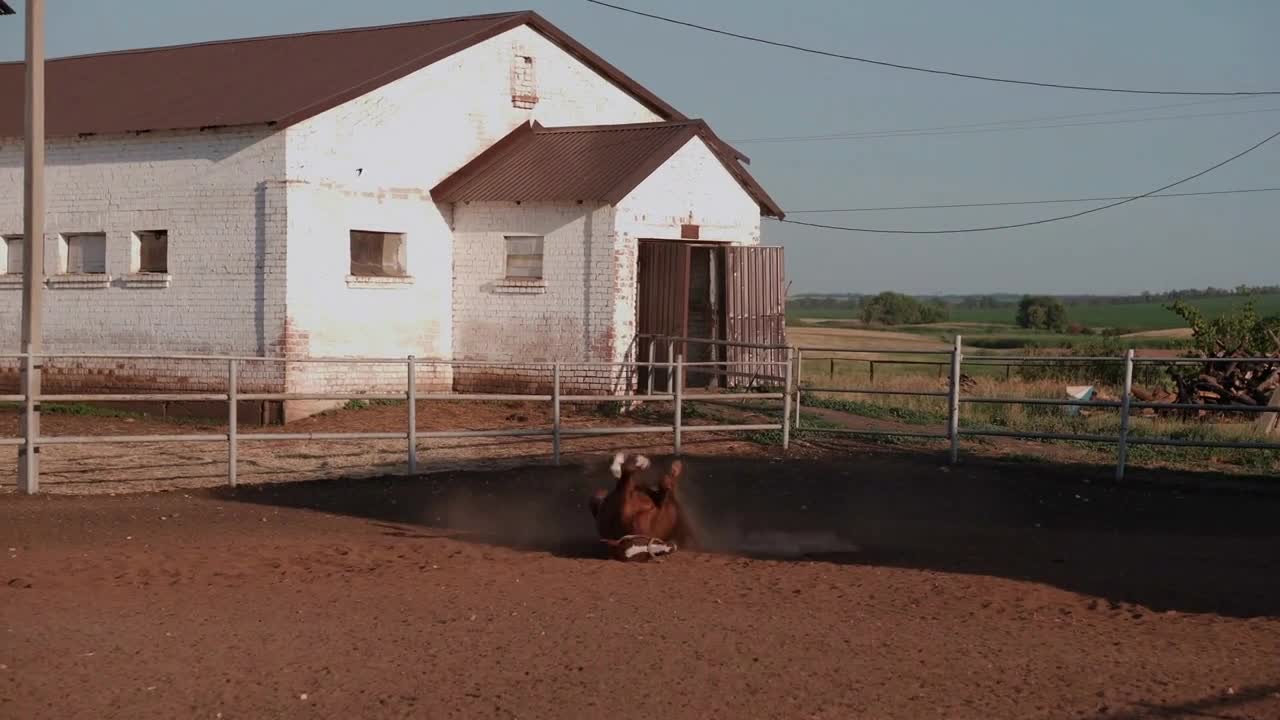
[432,120,784,218]
[0,10,690,138]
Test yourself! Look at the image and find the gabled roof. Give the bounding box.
[0,2,15,17]
[0,10,698,139]
[432,120,784,218]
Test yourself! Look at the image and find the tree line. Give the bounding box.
[789,285,1280,317]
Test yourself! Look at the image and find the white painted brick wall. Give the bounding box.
[282,25,662,400]
[0,24,765,409]
[449,141,765,393]
[614,137,763,246]
[452,202,618,359]
[0,128,289,393]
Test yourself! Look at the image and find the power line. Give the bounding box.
[787,187,1280,213]
[773,126,1280,233]
[735,96,1261,143]
[737,106,1280,144]
[585,0,1280,97]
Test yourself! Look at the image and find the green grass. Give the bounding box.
[801,393,945,426]
[0,402,220,426]
[40,403,144,419]
[747,411,841,445]
[341,398,406,411]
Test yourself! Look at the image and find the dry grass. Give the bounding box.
[789,326,952,355]
[1119,328,1194,339]
[798,360,1278,473]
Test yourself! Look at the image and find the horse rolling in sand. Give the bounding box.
[588,453,693,561]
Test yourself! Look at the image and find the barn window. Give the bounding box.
[504,236,544,280]
[510,52,538,109]
[132,231,169,274]
[60,233,107,274]
[1,236,22,275]
[349,231,407,277]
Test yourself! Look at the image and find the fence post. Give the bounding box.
[1115,349,1135,481]
[553,362,562,466]
[673,355,683,455]
[227,359,238,487]
[829,357,835,380]
[869,360,876,385]
[646,339,656,396]
[794,348,804,430]
[18,353,39,494]
[782,347,793,450]
[667,339,675,393]
[948,335,963,465]
[407,356,417,476]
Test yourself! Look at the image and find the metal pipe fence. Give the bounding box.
[792,335,1280,479]
[636,334,789,389]
[4,352,789,495]
[9,338,1275,493]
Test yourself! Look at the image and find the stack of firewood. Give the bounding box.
[1132,332,1280,421]
[1170,355,1280,408]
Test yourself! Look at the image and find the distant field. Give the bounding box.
[948,293,1280,329]
[793,323,1190,352]
[789,293,1280,331]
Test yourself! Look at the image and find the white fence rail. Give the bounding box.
[8,335,1277,494]
[793,335,1280,480]
[4,352,791,494]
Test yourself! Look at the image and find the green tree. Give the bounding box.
[1166,300,1280,358]
[1016,295,1068,332]
[860,292,949,326]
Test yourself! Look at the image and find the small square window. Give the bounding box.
[349,231,407,277]
[132,230,169,274]
[1,235,22,275]
[61,233,106,275]
[504,236,544,280]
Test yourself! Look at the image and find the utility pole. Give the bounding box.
[18,0,45,494]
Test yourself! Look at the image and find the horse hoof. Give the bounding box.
[608,535,677,562]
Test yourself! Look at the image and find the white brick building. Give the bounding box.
[0,11,784,420]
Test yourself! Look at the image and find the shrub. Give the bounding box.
[859,292,949,326]
[1016,295,1068,332]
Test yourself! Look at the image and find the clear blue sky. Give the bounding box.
[2,0,1277,295]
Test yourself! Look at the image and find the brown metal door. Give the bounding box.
[637,241,691,390]
[723,245,786,387]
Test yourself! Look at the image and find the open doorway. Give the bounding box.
[684,245,725,387]
[636,239,786,391]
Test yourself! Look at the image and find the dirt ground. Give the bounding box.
[2,449,1279,720]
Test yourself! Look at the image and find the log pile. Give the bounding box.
[1133,330,1280,420]
[1170,359,1280,408]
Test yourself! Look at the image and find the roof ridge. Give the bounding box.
[534,119,704,134]
[432,117,781,217]
[0,10,527,66]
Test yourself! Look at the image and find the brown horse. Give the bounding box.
[588,453,693,560]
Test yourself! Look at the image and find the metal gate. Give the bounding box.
[637,241,690,390]
[724,245,786,387]
[637,241,785,390]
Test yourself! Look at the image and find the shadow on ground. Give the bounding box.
[212,449,1280,619]
[1090,682,1280,720]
